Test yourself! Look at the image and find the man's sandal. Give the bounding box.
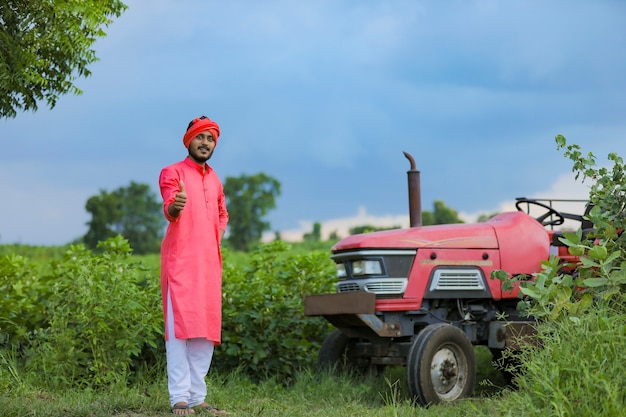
[172,402,195,415]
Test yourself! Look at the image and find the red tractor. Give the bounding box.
[305,152,589,405]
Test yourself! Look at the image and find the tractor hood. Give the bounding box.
[332,211,546,252]
[332,222,497,251]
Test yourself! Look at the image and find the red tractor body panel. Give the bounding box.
[331,211,550,311]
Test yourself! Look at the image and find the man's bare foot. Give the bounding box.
[172,402,195,415]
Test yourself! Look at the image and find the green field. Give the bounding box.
[1,238,626,416]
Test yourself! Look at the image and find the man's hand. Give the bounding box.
[168,180,187,217]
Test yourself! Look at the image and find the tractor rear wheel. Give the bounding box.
[406,324,476,405]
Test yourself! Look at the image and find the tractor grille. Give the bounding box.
[337,282,360,292]
[364,280,407,294]
[337,278,408,295]
[429,268,485,291]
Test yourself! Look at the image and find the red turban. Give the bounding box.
[183,117,221,148]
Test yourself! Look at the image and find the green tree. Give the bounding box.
[348,200,463,236]
[224,173,281,251]
[0,0,127,118]
[303,222,322,242]
[477,212,500,222]
[422,200,464,226]
[84,181,165,254]
[349,224,400,235]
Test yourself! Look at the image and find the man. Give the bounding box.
[159,116,229,415]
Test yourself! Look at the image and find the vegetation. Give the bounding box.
[0,238,333,389]
[303,221,323,241]
[487,135,626,416]
[0,0,127,118]
[422,200,464,225]
[0,363,505,417]
[224,173,281,251]
[81,173,282,255]
[0,236,162,385]
[493,135,626,322]
[349,224,400,235]
[218,241,336,381]
[346,200,464,235]
[84,181,165,254]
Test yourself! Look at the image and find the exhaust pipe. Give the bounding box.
[403,151,422,227]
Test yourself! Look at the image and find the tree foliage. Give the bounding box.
[0,0,127,118]
[349,224,400,235]
[422,200,464,226]
[347,200,464,236]
[303,222,322,242]
[224,173,281,251]
[477,211,500,222]
[84,181,165,254]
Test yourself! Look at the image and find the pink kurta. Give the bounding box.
[159,157,228,344]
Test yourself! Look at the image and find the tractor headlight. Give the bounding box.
[352,260,382,276]
[336,263,347,278]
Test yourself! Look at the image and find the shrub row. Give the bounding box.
[0,237,336,389]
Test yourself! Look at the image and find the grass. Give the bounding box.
[0,347,509,417]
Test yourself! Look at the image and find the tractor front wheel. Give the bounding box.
[406,323,476,406]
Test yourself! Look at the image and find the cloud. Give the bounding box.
[270,171,592,243]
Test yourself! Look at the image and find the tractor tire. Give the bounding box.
[406,323,476,406]
[317,329,350,372]
[317,329,383,376]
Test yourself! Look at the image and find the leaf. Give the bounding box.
[577,293,594,311]
[579,257,600,268]
[520,286,541,299]
[582,277,609,288]
[604,249,622,265]
[568,246,586,257]
[588,245,608,261]
[561,231,582,246]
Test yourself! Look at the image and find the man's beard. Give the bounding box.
[189,147,213,163]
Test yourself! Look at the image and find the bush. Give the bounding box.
[0,237,340,389]
[482,306,626,417]
[487,135,626,415]
[0,254,53,347]
[217,240,336,382]
[20,236,162,387]
[493,136,626,321]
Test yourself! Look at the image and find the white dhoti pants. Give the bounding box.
[166,288,215,407]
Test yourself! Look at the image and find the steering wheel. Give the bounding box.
[515,199,565,227]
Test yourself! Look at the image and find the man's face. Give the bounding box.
[188,131,216,163]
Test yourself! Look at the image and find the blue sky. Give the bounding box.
[2,0,626,245]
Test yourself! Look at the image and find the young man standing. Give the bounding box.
[159,116,229,415]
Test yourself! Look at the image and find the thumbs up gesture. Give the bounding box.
[170,180,187,216]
